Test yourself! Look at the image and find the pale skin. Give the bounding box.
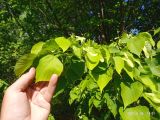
[0,67,58,120]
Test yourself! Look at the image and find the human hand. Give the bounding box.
[0,68,58,120]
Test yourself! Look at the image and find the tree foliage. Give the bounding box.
[15,33,160,119]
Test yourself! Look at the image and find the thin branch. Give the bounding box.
[98,0,108,43]
[45,0,69,36]
[119,0,126,35]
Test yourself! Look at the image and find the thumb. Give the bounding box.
[43,74,58,102]
[12,67,36,91]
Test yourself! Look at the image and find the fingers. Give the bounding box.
[43,74,58,102]
[12,67,36,91]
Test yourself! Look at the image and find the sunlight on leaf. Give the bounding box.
[36,54,63,82]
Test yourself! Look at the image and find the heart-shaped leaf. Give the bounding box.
[96,67,113,93]
[36,54,63,82]
[127,35,145,56]
[55,37,71,52]
[121,81,143,108]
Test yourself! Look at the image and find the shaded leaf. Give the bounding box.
[104,93,117,117]
[65,60,85,82]
[14,54,36,76]
[154,27,160,36]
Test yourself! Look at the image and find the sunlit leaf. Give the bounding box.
[127,34,145,56]
[119,32,129,44]
[72,46,82,58]
[143,91,160,113]
[96,67,113,93]
[119,106,150,120]
[139,76,157,91]
[113,56,124,74]
[121,82,143,108]
[148,59,160,77]
[36,55,63,82]
[42,38,59,52]
[86,47,100,63]
[143,46,150,58]
[123,62,134,79]
[157,41,160,49]
[55,37,71,52]
[139,32,155,47]
[31,42,45,54]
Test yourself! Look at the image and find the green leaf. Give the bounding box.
[139,76,157,91]
[123,52,135,68]
[154,27,160,36]
[48,114,55,120]
[72,46,82,58]
[86,47,100,63]
[69,80,89,104]
[69,88,80,104]
[42,38,59,52]
[119,106,150,120]
[96,67,113,93]
[36,55,63,82]
[85,47,100,70]
[31,42,45,54]
[121,82,143,108]
[119,32,129,44]
[123,62,134,79]
[143,91,160,113]
[86,58,99,70]
[113,56,124,74]
[14,54,36,76]
[157,41,160,49]
[148,59,160,77]
[103,47,110,63]
[139,32,155,47]
[55,37,71,52]
[143,46,150,58]
[127,34,145,56]
[104,93,117,117]
[65,60,85,82]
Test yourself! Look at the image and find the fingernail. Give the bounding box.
[29,67,35,73]
[52,74,58,78]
